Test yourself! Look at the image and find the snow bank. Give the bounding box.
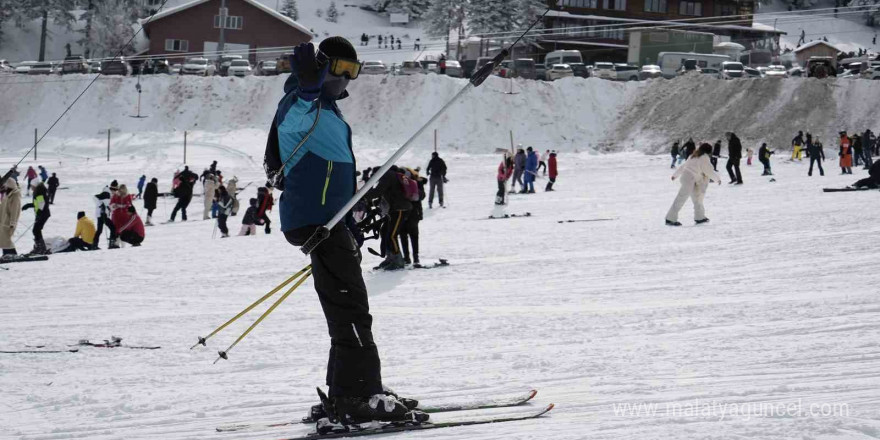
[613,75,880,153]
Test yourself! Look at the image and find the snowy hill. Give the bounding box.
[755,0,879,54]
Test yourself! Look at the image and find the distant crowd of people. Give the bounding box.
[495,146,559,205]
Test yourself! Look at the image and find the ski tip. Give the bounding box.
[527,389,538,400]
[544,403,555,413]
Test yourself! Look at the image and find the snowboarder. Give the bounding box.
[0,178,21,259]
[256,184,274,234]
[399,168,425,265]
[807,134,825,176]
[38,165,48,182]
[143,178,158,226]
[22,182,51,254]
[61,211,95,252]
[522,147,538,194]
[670,142,680,169]
[263,38,414,423]
[203,173,217,220]
[726,132,744,185]
[426,152,447,208]
[791,131,805,160]
[496,153,513,205]
[512,148,526,192]
[711,140,722,171]
[46,173,59,204]
[545,151,558,191]
[136,175,146,199]
[24,166,37,194]
[216,185,232,238]
[93,186,115,249]
[758,143,774,176]
[665,143,721,226]
[839,132,853,174]
[238,198,258,236]
[169,166,197,222]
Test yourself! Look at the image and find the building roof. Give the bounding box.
[545,10,786,35]
[794,40,841,53]
[143,0,311,35]
[538,39,627,49]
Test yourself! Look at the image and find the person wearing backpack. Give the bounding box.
[426,151,447,209]
[399,168,426,265]
[366,165,412,270]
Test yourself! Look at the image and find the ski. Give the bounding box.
[557,218,617,223]
[0,255,49,264]
[823,187,877,192]
[0,349,79,354]
[486,212,531,220]
[69,337,160,350]
[216,389,539,432]
[411,259,449,270]
[280,403,554,440]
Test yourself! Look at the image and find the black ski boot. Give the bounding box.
[331,394,426,424]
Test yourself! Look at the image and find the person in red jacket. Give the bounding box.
[117,207,145,247]
[545,151,558,191]
[109,185,135,248]
[496,152,514,205]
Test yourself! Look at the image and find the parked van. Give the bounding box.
[544,50,583,69]
[657,52,729,78]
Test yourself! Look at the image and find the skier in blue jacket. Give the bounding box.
[262,37,417,426]
[521,146,538,194]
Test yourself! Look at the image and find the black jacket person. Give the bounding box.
[726,132,744,184]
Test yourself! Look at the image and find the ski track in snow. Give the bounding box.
[1,147,880,440]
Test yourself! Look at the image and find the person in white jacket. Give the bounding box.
[203,174,217,220]
[665,143,721,226]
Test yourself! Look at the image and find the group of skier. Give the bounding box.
[496,146,558,204]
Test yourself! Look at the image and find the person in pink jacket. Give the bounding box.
[666,143,721,226]
[496,153,514,205]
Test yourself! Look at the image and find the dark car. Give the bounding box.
[140,59,170,74]
[568,62,589,78]
[461,59,477,78]
[513,58,536,79]
[101,59,132,76]
[61,55,88,74]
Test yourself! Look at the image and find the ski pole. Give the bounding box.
[13,221,35,244]
[300,9,550,256]
[191,264,311,349]
[214,268,313,363]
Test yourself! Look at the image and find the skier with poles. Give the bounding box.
[0,177,21,259]
[262,38,417,424]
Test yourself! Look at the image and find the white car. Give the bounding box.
[227,59,252,77]
[720,61,745,79]
[614,64,640,81]
[764,65,788,78]
[639,65,662,80]
[170,63,182,75]
[361,60,387,75]
[181,57,214,76]
[444,60,462,78]
[592,62,615,80]
[547,64,573,81]
[15,61,38,74]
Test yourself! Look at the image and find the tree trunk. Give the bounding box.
[39,9,48,62]
[84,0,94,59]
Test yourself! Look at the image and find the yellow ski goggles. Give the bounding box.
[317,51,361,79]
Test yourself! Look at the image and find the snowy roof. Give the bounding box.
[794,40,841,54]
[545,10,785,35]
[143,0,311,35]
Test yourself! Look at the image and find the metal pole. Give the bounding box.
[217,0,227,62]
[184,131,187,164]
[34,129,37,161]
[107,129,110,162]
[434,129,437,152]
[510,130,514,154]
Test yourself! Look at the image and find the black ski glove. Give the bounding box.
[290,42,328,101]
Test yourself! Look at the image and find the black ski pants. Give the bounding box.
[496,180,506,204]
[760,158,771,175]
[809,157,824,176]
[32,212,50,245]
[170,196,191,221]
[217,214,229,235]
[428,175,444,207]
[726,158,743,183]
[120,230,143,246]
[710,157,718,171]
[399,207,420,263]
[94,214,116,248]
[48,186,58,204]
[545,177,556,191]
[285,225,383,398]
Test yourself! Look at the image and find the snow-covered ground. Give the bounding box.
[2,141,880,439]
[755,0,879,54]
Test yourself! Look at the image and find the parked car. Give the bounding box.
[420,60,439,73]
[0,59,12,73]
[497,60,514,78]
[400,61,423,75]
[181,57,214,76]
[87,60,101,74]
[60,56,88,74]
[788,66,804,77]
[569,62,589,78]
[544,50,583,69]
[512,58,537,80]
[256,60,279,76]
[614,64,639,81]
[700,67,720,76]
[101,59,132,75]
[219,55,242,76]
[592,62,615,80]
[460,59,477,78]
[677,59,700,75]
[546,64,574,81]
[170,63,182,75]
[720,61,745,79]
[743,67,762,78]
[141,59,170,74]
[806,57,837,78]
[227,59,252,77]
[28,62,54,75]
[15,61,37,74]
[764,65,788,78]
[639,64,662,80]
[361,60,387,75]
[444,60,462,77]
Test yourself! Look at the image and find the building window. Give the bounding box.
[165,39,189,52]
[644,0,667,12]
[679,1,702,15]
[560,0,598,7]
[602,0,626,10]
[599,25,625,40]
[214,15,243,29]
[719,3,736,15]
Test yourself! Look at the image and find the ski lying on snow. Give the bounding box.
[557,218,617,223]
[216,389,539,432]
[0,349,79,354]
[0,255,49,264]
[411,259,449,270]
[823,187,878,192]
[279,403,554,440]
[486,212,531,220]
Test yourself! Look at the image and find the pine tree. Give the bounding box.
[14,0,77,60]
[391,0,433,19]
[82,0,140,58]
[281,0,299,21]
[425,0,465,38]
[326,1,338,22]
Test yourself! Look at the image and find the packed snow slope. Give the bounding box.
[1,145,880,440]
